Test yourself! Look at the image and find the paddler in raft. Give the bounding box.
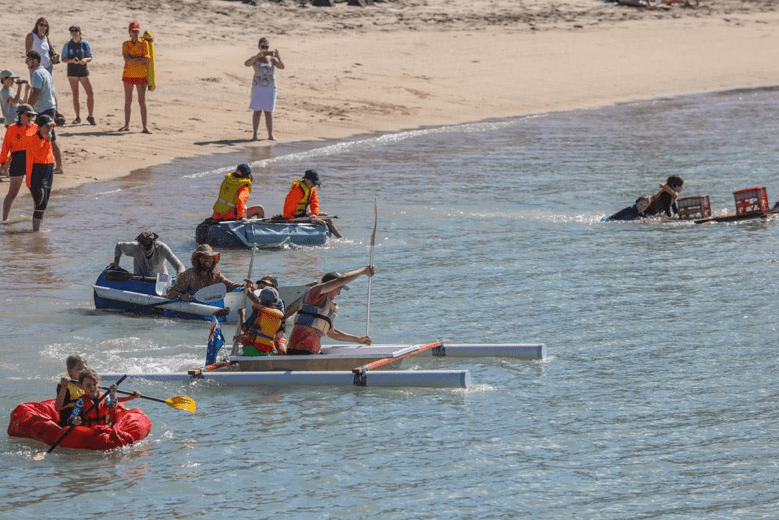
[212,163,265,221]
[286,266,374,355]
[68,368,140,426]
[166,244,242,301]
[644,175,684,218]
[282,169,343,238]
[235,286,286,356]
[55,354,87,427]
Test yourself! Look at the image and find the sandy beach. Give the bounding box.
[1,0,777,194]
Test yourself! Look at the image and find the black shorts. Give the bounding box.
[67,63,89,77]
[8,150,26,177]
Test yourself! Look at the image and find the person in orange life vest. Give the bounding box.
[68,368,140,427]
[27,113,62,232]
[240,274,288,354]
[55,354,87,427]
[212,163,265,221]
[236,287,286,356]
[286,266,374,355]
[282,169,343,238]
[644,175,683,218]
[0,104,38,222]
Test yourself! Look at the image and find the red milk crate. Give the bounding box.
[676,195,711,219]
[733,186,769,215]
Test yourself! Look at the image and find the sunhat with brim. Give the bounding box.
[191,244,220,264]
[135,230,159,249]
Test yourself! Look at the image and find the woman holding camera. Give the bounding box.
[245,37,284,141]
[62,25,95,125]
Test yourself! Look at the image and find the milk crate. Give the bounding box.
[733,186,769,215]
[676,195,711,219]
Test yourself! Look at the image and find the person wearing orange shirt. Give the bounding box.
[119,21,150,134]
[27,113,58,231]
[0,104,38,222]
[212,163,265,221]
[282,169,342,238]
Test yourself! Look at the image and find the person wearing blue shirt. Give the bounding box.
[61,26,95,125]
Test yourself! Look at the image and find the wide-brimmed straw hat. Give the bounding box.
[191,244,220,264]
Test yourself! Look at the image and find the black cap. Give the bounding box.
[36,114,54,126]
[303,169,321,186]
[321,271,349,290]
[236,163,252,177]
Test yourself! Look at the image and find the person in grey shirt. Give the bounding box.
[25,50,63,174]
[108,231,185,277]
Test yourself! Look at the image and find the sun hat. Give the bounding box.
[135,230,159,249]
[259,287,279,305]
[303,169,321,186]
[191,244,220,264]
[0,69,19,80]
[321,271,349,290]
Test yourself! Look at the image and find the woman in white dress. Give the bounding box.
[244,37,284,141]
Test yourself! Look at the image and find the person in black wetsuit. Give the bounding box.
[605,195,651,221]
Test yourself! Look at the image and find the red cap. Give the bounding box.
[129,21,140,31]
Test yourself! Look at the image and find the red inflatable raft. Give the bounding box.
[8,399,152,451]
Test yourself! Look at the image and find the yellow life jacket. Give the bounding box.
[244,306,284,354]
[67,382,85,401]
[213,173,252,216]
[290,179,312,217]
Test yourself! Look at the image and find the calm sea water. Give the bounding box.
[2,87,779,519]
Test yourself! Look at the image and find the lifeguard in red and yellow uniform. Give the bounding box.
[212,163,265,221]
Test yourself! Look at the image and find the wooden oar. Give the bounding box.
[352,341,445,376]
[33,375,127,460]
[365,198,377,336]
[73,382,197,413]
[230,246,256,355]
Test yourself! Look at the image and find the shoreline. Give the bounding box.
[1,1,778,198]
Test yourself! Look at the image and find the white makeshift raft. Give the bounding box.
[100,342,546,389]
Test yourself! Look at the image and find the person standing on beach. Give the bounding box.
[25,18,56,76]
[119,21,151,134]
[0,104,38,221]
[25,51,63,175]
[0,70,30,129]
[245,37,284,141]
[62,25,95,125]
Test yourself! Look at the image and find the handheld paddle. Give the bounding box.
[71,382,196,413]
[230,246,256,355]
[144,283,227,308]
[33,375,128,460]
[365,198,377,337]
[352,341,445,376]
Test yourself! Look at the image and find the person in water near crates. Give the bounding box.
[645,175,683,217]
[286,266,374,355]
[212,163,265,221]
[282,169,343,238]
[604,195,651,222]
[108,230,185,277]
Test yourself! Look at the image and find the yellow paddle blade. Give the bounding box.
[165,395,196,413]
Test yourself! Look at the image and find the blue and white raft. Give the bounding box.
[92,269,308,323]
[195,217,330,249]
[101,342,548,389]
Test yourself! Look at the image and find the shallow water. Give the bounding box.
[2,87,779,519]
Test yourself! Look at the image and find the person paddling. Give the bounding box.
[68,368,140,427]
[282,169,343,238]
[286,266,374,355]
[166,244,241,301]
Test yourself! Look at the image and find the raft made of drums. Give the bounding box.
[195,218,330,249]
[100,342,547,389]
[7,399,151,451]
[93,268,308,323]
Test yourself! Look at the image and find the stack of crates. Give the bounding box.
[676,195,711,219]
[733,186,769,215]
